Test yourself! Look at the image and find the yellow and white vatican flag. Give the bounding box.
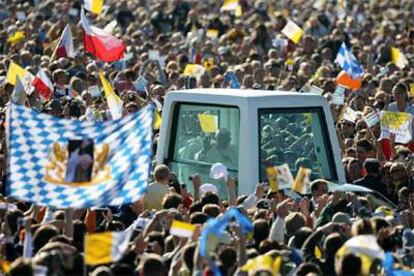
[391,47,408,69]
[266,163,295,192]
[84,0,104,15]
[85,227,133,265]
[6,62,35,94]
[170,220,196,238]
[99,71,123,120]
[292,167,311,193]
[221,0,239,11]
[282,20,304,44]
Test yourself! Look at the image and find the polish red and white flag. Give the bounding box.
[54,24,75,59]
[80,10,125,62]
[32,68,54,100]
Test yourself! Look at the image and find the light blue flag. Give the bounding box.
[383,252,412,276]
[199,208,253,276]
[335,42,363,79]
[133,76,148,92]
[8,103,154,208]
[199,208,253,275]
[199,208,253,258]
[224,72,241,89]
[229,73,241,89]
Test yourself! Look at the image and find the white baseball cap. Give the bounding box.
[199,183,219,197]
[210,162,228,181]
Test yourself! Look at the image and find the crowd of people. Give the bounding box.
[0,0,414,275]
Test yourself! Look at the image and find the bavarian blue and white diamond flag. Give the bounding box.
[7,103,153,208]
[335,42,364,79]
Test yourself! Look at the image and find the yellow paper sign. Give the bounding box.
[7,31,25,44]
[235,5,242,17]
[281,20,304,44]
[266,167,279,192]
[391,47,408,69]
[292,167,311,193]
[183,64,205,77]
[153,110,162,130]
[198,114,218,133]
[206,29,219,39]
[381,111,411,129]
[222,0,239,11]
[410,84,414,97]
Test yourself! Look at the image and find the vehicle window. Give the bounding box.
[168,103,240,196]
[358,192,395,209]
[258,107,336,181]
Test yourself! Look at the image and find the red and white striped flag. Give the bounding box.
[32,68,54,100]
[80,10,125,62]
[52,24,74,61]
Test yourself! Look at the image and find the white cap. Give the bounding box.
[210,162,228,181]
[199,183,219,197]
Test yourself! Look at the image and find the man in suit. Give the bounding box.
[353,158,393,202]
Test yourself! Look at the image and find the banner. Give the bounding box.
[8,104,153,208]
[380,111,412,144]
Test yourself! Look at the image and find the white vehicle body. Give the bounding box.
[156,89,346,196]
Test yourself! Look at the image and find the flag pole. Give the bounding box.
[83,52,89,94]
[81,7,90,95]
[3,101,11,240]
[50,25,68,64]
[83,233,87,276]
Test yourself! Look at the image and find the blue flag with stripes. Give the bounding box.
[335,42,363,79]
[8,103,153,208]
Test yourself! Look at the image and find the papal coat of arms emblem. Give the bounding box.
[44,140,112,186]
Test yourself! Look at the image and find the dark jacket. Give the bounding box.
[353,174,395,203]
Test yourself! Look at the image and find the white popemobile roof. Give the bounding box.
[168,88,324,100]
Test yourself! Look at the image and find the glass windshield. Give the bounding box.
[168,103,240,196]
[258,107,336,181]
